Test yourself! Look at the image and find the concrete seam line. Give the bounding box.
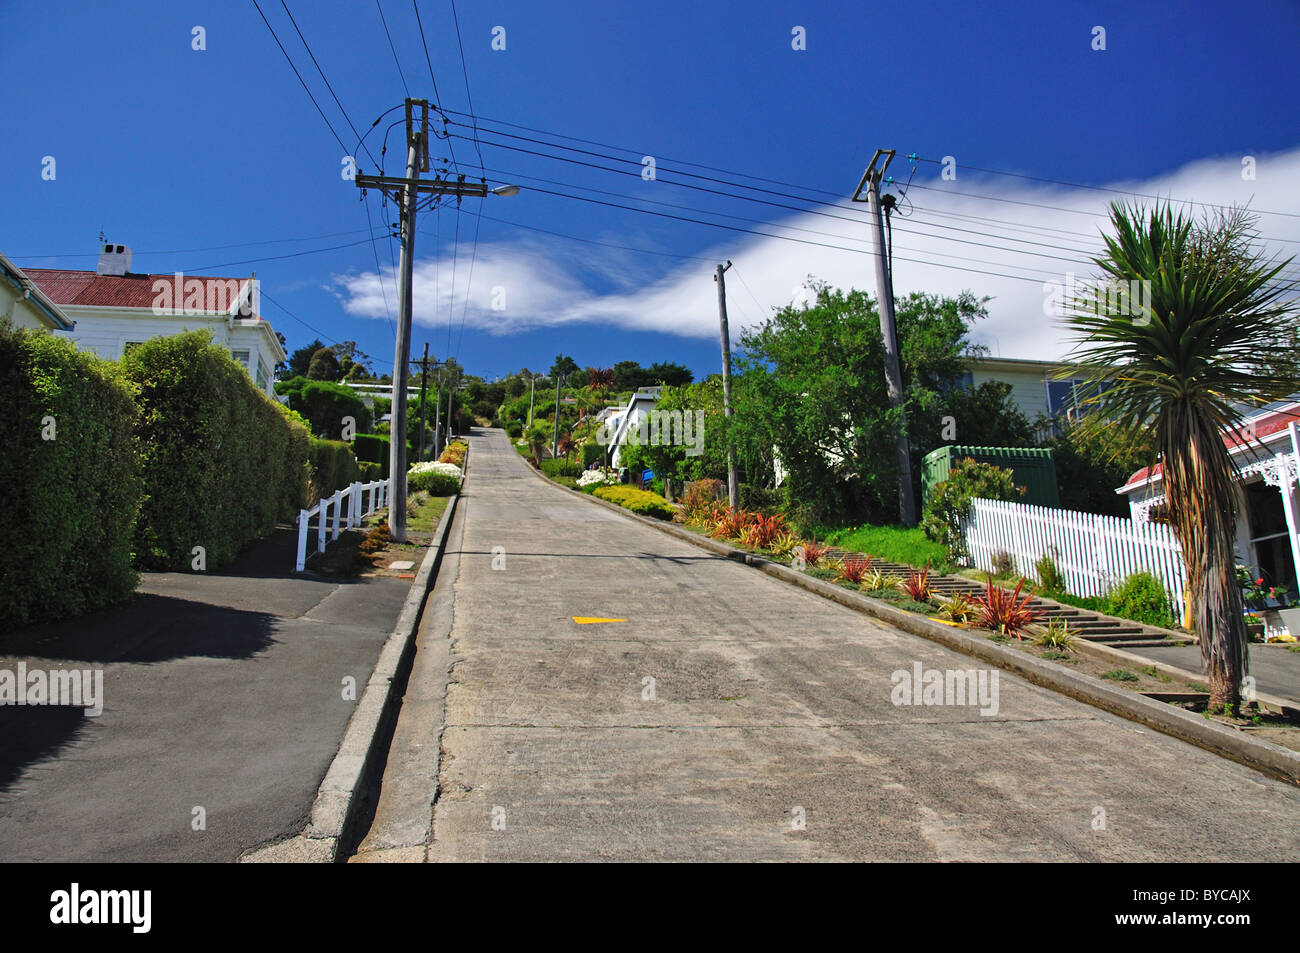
[539,468,1300,786]
[303,484,464,858]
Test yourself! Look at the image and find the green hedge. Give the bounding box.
[122,331,310,570]
[352,432,414,478]
[275,375,372,438]
[0,326,141,629]
[581,441,604,467]
[309,437,361,503]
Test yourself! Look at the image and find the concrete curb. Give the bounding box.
[524,464,1300,787]
[242,451,468,864]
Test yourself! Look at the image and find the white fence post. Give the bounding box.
[317,496,328,554]
[296,509,309,572]
[331,489,344,540]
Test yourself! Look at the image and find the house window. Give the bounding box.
[256,360,269,391]
[230,349,250,368]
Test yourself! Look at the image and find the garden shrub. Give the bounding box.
[739,483,784,514]
[921,458,1025,561]
[541,458,583,479]
[592,485,676,520]
[275,375,372,438]
[408,461,461,496]
[505,419,523,439]
[0,326,141,629]
[1105,571,1175,628]
[1035,552,1067,592]
[309,437,361,503]
[122,331,310,570]
[581,441,604,468]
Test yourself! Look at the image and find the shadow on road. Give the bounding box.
[1,594,278,664]
[0,705,90,793]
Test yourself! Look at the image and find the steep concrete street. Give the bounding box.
[387,429,1300,861]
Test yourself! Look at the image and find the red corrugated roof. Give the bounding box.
[1123,408,1300,488]
[23,268,257,314]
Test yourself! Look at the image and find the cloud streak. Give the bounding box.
[334,149,1300,361]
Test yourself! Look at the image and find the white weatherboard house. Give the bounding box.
[1,251,76,332]
[23,242,285,398]
[599,387,662,468]
[1117,399,1300,596]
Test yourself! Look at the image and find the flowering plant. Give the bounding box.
[577,467,618,488]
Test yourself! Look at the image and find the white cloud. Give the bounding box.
[334,148,1300,361]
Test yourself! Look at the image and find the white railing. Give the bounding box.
[962,497,1186,616]
[295,478,392,572]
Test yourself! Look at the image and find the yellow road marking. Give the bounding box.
[572,616,628,624]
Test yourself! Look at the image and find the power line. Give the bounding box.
[472,161,1092,271]
[362,191,397,337]
[10,226,381,261]
[279,0,379,168]
[475,213,712,261]
[375,0,411,97]
[410,0,459,172]
[178,237,380,272]
[448,0,486,174]
[251,0,350,154]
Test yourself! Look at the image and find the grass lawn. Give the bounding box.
[817,523,951,569]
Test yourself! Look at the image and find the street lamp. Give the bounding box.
[491,184,521,197]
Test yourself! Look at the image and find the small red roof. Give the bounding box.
[23,268,257,314]
[1123,408,1300,488]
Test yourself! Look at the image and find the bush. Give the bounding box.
[542,458,583,479]
[122,331,310,570]
[592,485,676,520]
[1035,552,1066,592]
[0,326,141,629]
[357,461,382,482]
[506,419,523,439]
[408,461,461,496]
[275,375,371,438]
[739,483,784,514]
[1105,571,1175,628]
[921,458,1025,561]
[309,437,361,503]
[581,441,604,468]
[352,433,414,478]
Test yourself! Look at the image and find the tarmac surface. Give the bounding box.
[0,527,410,862]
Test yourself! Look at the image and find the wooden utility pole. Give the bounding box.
[714,261,738,511]
[853,150,916,527]
[416,343,430,463]
[355,98,491,541]
[552,373,563,460]
[433,364,443,456]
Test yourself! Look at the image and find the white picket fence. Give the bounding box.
[962,497,1186,615]
[295,478,393,572]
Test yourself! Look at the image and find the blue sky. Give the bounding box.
[3,0,1298,379]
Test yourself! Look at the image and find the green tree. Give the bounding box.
[921,458,1025,561]
[1063,201,1299,711]
[734,282,987,525]
[287,338,325,378]
[307,346,341,381]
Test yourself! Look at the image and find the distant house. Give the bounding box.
[23,241,285,398]
[0,251,76,332]
[598,387,662,468]
[1117,399,1300,595]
